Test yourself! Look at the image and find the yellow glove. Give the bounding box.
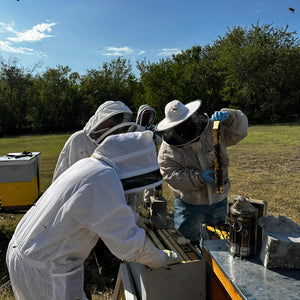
[163,250,181,266]
[136,217,155,232]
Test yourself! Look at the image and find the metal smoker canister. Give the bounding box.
[228,197,258,258]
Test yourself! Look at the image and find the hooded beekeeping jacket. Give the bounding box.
[7,131,166,300]
[158,109,248,206]
[136,104,161,145]
[136,104,156,127]
[52,100,133,182]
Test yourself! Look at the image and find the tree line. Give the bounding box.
[0,23,299,135]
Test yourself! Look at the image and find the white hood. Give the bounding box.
[136,104,156,127]
[93,131,163,194]
[83,100,132,135]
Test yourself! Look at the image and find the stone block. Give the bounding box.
[259,215,300,269]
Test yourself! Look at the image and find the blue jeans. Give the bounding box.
[174,197,227,241]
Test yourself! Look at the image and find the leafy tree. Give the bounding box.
[136,46,225,121]
[29,65,80,132]
[1,23,299,135]
[0,58,34,133]
[213,23,300,123]
[136,58,176,120]
[172,45,225,115]
[80,57,138,116]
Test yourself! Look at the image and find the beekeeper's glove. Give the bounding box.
[136,217,155,232]
[212,111,229,122]
[145,124,156,132]
[201,170,215,184]
[163,250,181,266]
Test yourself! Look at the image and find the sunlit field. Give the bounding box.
[0,123,299,298]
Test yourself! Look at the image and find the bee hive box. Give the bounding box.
[128,228,206,300]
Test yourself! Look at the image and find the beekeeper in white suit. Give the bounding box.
[136,104,163,206]
[52,100,136,182]
[6,131,180,300]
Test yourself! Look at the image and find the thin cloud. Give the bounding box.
[101,46,182,58]
[0,22,55,56]
[102,46,134,56]
[102,46,146,56]
[158,48,181,56]
[0,22,16,33]
[8,22,56,43]
[0,40,34,54]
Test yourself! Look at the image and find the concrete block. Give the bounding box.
[259,215,300,269]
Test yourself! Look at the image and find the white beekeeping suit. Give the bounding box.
[6,131,179,300]
[52,100,135,182]
[136,104,156,129]
[136,104,162,205]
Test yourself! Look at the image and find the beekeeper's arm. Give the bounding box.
[78,171,179,268]
[158,144,204,192]
[215,109,248,147]
[53,133,91,182]
[52,143,71,182]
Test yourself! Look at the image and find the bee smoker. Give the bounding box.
[228,196,258,259]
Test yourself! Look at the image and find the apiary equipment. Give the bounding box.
[201,198,300,300]
[213,120,223,194]
[0,152,41,209]
[228,196,259,258]
[113,228,206,300]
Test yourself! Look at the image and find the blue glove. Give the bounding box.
[212,111,229,122]
[145,124,156,131]
[201,170,215,184]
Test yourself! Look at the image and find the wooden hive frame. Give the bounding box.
[147,228,201,262]
[213,120,223,194]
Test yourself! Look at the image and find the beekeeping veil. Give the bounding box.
[93,131,163,194]
[156,100,208,147]
[84,101,137,145]
[136,104,156,127]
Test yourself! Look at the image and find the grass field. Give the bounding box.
[162,123,300,224]
[0,123,299,298]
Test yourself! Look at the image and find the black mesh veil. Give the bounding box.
[162,109,208,147]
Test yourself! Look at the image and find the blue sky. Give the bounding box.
[0,0,299,75]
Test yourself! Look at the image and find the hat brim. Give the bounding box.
[156,100,202,132]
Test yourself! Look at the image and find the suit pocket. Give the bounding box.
[52,265,86,300]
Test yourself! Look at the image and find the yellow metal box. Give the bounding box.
[0,152,41,209]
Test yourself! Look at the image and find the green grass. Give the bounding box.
[0,133,71,191]
[0,124,299,298]
[227,124,300,224]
